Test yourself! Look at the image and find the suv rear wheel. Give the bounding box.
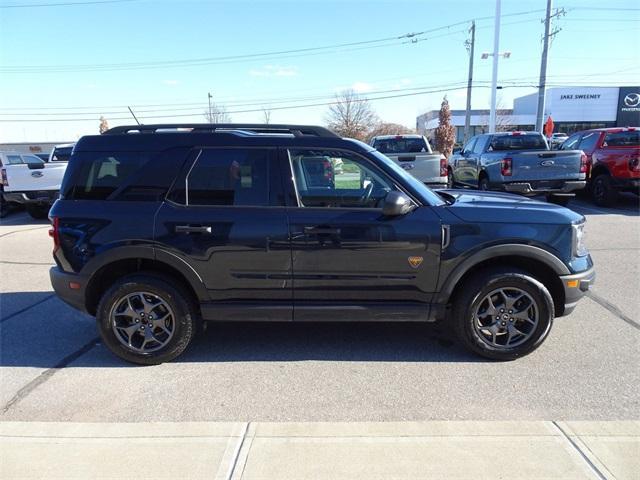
[96,273,198,365]
[451,268,554,360]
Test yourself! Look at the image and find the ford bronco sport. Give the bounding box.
[49,124,595,364]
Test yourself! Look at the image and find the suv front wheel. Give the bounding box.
[452,268,554,360]
[96,273,198,365]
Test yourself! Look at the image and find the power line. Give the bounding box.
[0,0,138,8]
[0,8,548,73]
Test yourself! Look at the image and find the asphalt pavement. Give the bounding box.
[0,194,638,422]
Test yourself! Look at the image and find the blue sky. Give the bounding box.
[1,0,639,142]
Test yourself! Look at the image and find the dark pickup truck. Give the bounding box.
[560,127,639,206]
[449,132,587,205]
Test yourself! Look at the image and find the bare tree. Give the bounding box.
[367,122,414,142]
[262,107,272,124]
[203,103,231,123]
[99,116,109,134]
[325,89,378,140]
[434,96,456,158]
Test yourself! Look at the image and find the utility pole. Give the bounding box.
[208,92,213,124]
[535,1,564,132]
[489,0,501,133]
[463,21,475,144]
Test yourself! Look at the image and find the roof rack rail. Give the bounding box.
[103,123,339,138]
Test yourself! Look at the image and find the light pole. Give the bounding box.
[208,92,213,123]
[483,0,510,133]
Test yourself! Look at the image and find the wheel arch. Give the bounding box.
[84,249,208,316]
[437,245,569,317]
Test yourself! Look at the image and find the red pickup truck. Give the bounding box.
[560,127,640,206]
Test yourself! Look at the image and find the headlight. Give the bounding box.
[572,222,588,257]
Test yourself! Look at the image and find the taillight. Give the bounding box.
[440,157,447,177]
[580,152,589,174]
[630,157,640,172]
[49,216,60,252]
[501,157,513,176]
[1,168,7,187]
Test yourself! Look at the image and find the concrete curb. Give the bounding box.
[1,421,638,479]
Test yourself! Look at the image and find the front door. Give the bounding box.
[155,147,292,321]
[284,147,442,322]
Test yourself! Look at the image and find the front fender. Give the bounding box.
[434,243,570,305]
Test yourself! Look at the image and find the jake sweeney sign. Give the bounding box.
[560,93,601,100]
[545,88,618,122]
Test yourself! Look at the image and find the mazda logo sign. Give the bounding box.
[624,93,640,108]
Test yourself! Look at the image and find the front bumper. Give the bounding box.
[504,181,586,195]
[50,266,88,314]
[559,266,595,316]
[3,190,59,205]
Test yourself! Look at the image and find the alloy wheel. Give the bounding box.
[110,291,175,353]
[473,287,539,349]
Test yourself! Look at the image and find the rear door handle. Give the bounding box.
[175,225,212,234]
[304,226,340,235]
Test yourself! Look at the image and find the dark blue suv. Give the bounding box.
[49,124,595,364]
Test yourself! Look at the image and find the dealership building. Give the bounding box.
[417,86,640,143]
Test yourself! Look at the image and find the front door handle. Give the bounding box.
[304,226,340,235]
[175,225,212,234]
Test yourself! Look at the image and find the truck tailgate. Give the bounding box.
[509,150,584,182]
[4,162,67,192]
[386,153,445,183]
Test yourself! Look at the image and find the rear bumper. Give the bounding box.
[504,181,586,195]
[559,266,595,316]
[3,190,59,205]
[50,266,88,314]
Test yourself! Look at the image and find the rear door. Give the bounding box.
[284,147,442,322]
[155,147,292,321]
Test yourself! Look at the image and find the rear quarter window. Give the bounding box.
[63,148,189,201]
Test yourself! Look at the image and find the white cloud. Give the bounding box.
[249,65,298,77]
[163,80,179,86]
[351,81,373,93]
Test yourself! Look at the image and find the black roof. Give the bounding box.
[76,123,361,152]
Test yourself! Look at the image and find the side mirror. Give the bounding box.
[382,191,414,217]
[452,147,461,154]
[27,161,45,170]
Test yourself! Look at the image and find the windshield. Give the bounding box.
[489,134,548,151]
[372,137,430,154]
[368,149,445,206]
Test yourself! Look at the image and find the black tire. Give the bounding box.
[478,175,490,191]
[546,194,571,207]
[447,168,455,188]
[591,174,618,207]
[96,273,198,365]
[451,268,554,361]
[26,205,49,219]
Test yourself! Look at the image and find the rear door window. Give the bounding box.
[169,148,271,207]
[603,131,640,147]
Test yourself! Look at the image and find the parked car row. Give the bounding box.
[0,143,73,218]
[373,128,638,208]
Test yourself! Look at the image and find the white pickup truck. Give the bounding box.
[370,134,447,187]
[1,151,68,219]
